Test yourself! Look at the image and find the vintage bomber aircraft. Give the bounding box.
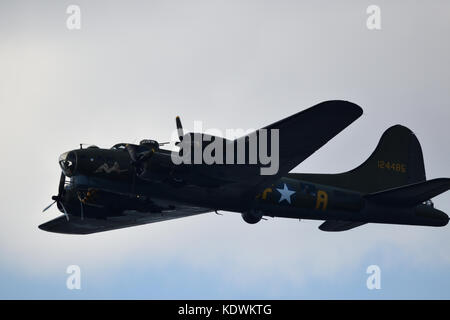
[40,100,450,234]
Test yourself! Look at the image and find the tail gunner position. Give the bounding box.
[40,100,450,234]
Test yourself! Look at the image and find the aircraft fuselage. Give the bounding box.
[55,146,448,230]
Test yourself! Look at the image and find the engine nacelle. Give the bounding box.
[242,209,263,224]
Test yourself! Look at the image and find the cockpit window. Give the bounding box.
[111,143,128,151]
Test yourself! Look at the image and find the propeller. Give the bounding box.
[126,144,154,177]
[42,200,57,213]
[43,172,70,221]
[126,143,138,164]
[126,116,185,178]
[175,116,184,146]
[77,192,84,221]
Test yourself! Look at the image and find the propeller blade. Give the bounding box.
[132,166,136,193]
[42,200,56,213]
[126,144,138,163]
[58,172,66,196]
[176,116,184,141]
[139,150,154,162]
[60,201,69,221]
[126,144,154,177]
[43,172,68,218]
[77,192,84,221]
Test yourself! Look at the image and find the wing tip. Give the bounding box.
[38,216,88,235]
[319,100,364,118]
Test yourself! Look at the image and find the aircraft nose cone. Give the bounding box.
[59,151,77,176]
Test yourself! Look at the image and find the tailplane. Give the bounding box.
[365,178,450,206]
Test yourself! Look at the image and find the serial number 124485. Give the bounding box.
[377,160,406,173]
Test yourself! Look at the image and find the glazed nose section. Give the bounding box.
[59,151,77,176]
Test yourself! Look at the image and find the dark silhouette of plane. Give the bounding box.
[40,100,450,234]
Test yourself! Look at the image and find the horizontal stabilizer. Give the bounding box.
[319,220,366,232]
[365,178,450,206]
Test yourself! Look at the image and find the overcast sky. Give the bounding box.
[0,0,449,299]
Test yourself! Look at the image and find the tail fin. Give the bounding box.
[290,125,426,193]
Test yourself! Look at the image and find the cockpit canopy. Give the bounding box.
[139,139,160,150]
[111,140,160,151]
[111,143,129,151]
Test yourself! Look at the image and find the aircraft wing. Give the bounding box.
[144,100,362,194]
[39,207,211,235]
[216,100,363,194]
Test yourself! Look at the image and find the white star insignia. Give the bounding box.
[276,183,296,204]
